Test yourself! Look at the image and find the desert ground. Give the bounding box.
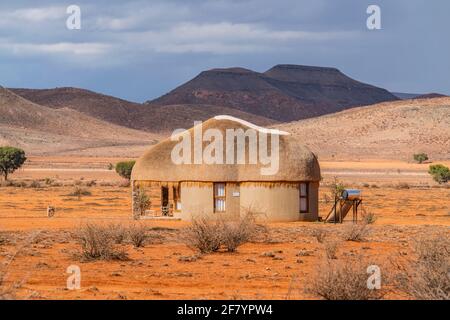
[0,157,448,300]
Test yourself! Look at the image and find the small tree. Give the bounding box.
[0,147,27,181]
[413,153,429,164]
[428,164,450,184]
[330,176,345,199]
[115,161,135,180]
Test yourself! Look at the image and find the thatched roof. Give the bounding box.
[132,115,320,182]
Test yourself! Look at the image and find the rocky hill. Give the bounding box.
[148,65,399,122]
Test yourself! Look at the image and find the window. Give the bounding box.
[299,182,309,213]
[214,183,226,212]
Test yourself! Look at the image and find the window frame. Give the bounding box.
[299,182,309,213]
[213,182,226,213]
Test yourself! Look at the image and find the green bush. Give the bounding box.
[428,164,450,184]
[0,147,27,181]
[115,161,136,180]
[413,153,429,164]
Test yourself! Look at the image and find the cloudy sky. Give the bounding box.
[0,0,449,102]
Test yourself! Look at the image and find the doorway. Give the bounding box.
[161,186,169,216]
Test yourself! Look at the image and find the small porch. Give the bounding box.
[133,181,181,219]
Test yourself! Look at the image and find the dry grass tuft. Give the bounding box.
[398,235,449,300]
[361,210,377,224]
[324,240,339,259]
[184,217,222,254]
[184,213,260,253]
[307,257,387,300]
[107,223,128,244]
[312,229,328,243]
[69,187,92,199]
[343,223,370,242]
[76,223,128,261]
[220,214,258,252]
[128,223,148,248]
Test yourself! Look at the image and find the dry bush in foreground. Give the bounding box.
[324,240,339,259]
[343,223,370,242]
[220,214,257,252]
[184,217,222,253]
[184,214,260,253]
[308,257,386,300]
[361,210,377,224]
[398,235,449,300]
[107,223,128,244]
[128,224,148,248]
[77,224,128,261]
[0,270,15,300]
[0,231,41,300]
[312,229,328,243]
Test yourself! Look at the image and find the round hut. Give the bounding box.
[131,115,321,222]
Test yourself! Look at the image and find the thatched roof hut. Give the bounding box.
[131,116,321,221]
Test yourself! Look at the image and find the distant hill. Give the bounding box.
[11,87,276,133]
[392,92,448,100]
[148,65,399,122]
[391,92,422,100]
[275,97,450,161]
[10,87,140,129]
[0,87,158,155]
[412,93,448,100]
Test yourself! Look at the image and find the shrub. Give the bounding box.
[308,258,386,300]
[343,223,369,242]
[184,217,222,253]
[396,182,410,189]
[428,164,450,184]
[312,229,328,243]
[219,214,257,252]
[184,214,260,253]
[324,240,339,259]
[413,153,429,164]
[69,187,91,199]
[133,188,150,219]
[361,210,377,224]
[29,180,41,189]
[107,223,128,244]
[44,178,54,185]
[330,177,345,199]
[85,180,96,187]
[398,235,449,300]
[128,224,148,248]
[115,161,136,180]
[77,224,128,261]
[0,147,27,181]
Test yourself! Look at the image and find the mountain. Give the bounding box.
[275,97,450,160]
[0,87,158,156]
[11,87,276,133]
[148,65,399,122]
[392,92,422,100]
[412,93,448,100]
[392,92,448,100]
[10,87,140,128]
